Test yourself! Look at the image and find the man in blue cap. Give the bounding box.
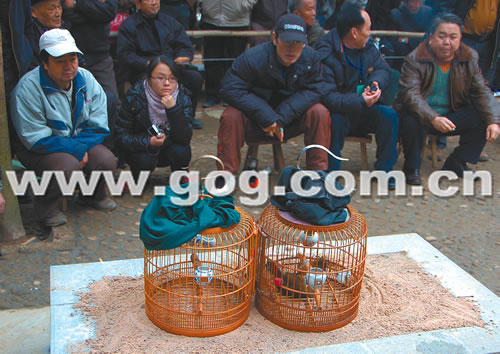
[216,14,331,175]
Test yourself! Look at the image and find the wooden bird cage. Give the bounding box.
[144,206,258,337]
[255,204,367,332]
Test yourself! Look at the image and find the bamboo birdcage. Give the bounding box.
[143,156,258,337]
[255,146,368,332]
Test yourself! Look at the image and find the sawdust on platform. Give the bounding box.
[71,252,483,353]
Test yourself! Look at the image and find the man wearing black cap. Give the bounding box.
[217,14,331,175]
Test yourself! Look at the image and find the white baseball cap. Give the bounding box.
[39,29,83,57]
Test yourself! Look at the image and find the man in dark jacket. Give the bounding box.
[117,0,203,128]
[390,0,435,60]
[31,0,66,66]
[316,5,399,175]
[395,14,500,185]
[217,14,331,174]
[250,0,288,46]
[290,0,326,48]
[62,0,119,98]
[434,0,500,89]
[0,0,33,155]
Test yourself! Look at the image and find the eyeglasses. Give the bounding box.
[151,76,177,83]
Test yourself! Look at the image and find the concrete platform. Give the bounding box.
[49,233,500,353]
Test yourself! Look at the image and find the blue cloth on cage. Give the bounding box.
[140,185,240,250]
[270,166,350,226]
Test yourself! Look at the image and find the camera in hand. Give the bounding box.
[369,84,378,92]
[147,124,163,137]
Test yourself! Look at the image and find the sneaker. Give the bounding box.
[43,211,67,227]
[192,118,203,129]
[92,198,117,211]
[479,152,489,162]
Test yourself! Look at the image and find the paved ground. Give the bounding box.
[0,109,498,309]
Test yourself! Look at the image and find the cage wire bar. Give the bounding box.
[256,204,368,332]
[144,207,258,337]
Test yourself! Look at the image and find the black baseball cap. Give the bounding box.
[274,14,307,43]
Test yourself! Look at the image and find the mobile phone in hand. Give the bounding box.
[147,124,162,137]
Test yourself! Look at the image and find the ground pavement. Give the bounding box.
[0,109,498,309]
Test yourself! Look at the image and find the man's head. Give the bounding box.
[31,0,62,29]
[272,14,307,67]
[135,0,160,18]
[290,0,317,27]
[428,13,463,64]
[337,4,371,49]
[404,0,423,14]
[39,29,83,89]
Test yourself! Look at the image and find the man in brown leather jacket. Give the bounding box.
[394,13,500,185]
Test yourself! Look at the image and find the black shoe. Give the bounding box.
[202,98,220,108]
[442,155,471,178]
[403,168,421,185]
[192,118,203,129]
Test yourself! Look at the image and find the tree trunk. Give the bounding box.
[0,29,26,242]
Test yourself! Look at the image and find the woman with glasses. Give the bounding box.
[115,55,193,180]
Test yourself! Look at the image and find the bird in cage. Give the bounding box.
[267,253,312,298]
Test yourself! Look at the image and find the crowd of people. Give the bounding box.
[0,0,499,228]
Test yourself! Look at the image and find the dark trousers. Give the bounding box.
[329,105,399,171]
[462,35,497,89]
[217,104,331,173]
[399,107,487,169]
[125,142,191,179]
[179,68,203,114]
[200,22,249,101]
[16,144,117,220]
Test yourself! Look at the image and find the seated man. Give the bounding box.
[290,0,326,47]
[395,13,500,185]
[316,4,398,177]
[217,14,331,175]
[11,29,117,227]
[117,0,203,128]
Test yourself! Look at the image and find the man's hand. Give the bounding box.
[431,116,456,133]
[150,132,166,147]
[486,123,500,142]
[0,192,5,214]
[362,83,382,108]
[174,57,190,64]
[161,95,176,109]
[79,152,88,169]
[263,122,284,142]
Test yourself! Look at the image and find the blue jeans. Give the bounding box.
[399,107,487,169]
[328,105,399,171]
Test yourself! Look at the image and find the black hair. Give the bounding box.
[289,0,304,13]
[40,50,50,64]
[336,4,365,40]
[429,13,464,35]
[145,56,181,80]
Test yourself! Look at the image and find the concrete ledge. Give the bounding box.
[49,233,500,353]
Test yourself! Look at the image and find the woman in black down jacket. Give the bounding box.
[115,56,193,179]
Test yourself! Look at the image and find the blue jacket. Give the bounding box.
[11,67,110,161]
[221,41,324,128]
[315,29,391,116]
[117,11,194,82]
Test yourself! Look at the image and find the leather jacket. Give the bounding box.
[394,39,500,126]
